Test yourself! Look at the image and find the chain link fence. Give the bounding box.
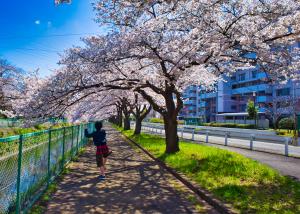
[0,123,94,213]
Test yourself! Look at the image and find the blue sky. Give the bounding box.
[0,0,104,76]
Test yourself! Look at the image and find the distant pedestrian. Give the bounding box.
[85,121,112,180]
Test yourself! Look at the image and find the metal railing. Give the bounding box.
[0,122,94,214]
[142,123,300,158]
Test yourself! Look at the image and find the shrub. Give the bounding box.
[149,118,184,125]
[178,120,184,125]
[149,118,164,123]
[236,124,255,129]
[34,124,49,130]
[276,130,286,136]
[202,122,255,129]
[247,100,258,119]
[278,117,295,130]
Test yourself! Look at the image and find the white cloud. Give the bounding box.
[35,20,40,25]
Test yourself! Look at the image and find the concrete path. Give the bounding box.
[142,126,300,181]
[46,126,218,214]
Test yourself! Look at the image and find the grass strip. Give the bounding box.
[115,126,300,213]
[28,147,87,214]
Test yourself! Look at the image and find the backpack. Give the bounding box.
[94,130,107,146]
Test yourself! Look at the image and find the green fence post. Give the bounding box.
[79,125,82,148]
[80,124,84,147]
[47,130,52,187]
[71,126,74,156]
[76,125,79,154]
[16,135,23,214]
[82,124,85,146]
[84,124,87,145]
[62,127,66,171]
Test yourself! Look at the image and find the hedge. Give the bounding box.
[278,117,295,130]
[203,122,255,129]
[149,118,184,125]
[149,118,164,123]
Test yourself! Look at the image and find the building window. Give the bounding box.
[231,75,236,80]
[231,105,237,110]
[239,73,246,81]
[240,104,246,111]
[276,88,290,96]
[252,70,257,78]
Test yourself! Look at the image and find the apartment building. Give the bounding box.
[180,67,300,126]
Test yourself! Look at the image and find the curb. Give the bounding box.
[120,133,235,214]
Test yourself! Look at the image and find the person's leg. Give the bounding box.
[103,157,107,171]
[99,166,105,176]
[96,154,105,176]
[99,155,105,176]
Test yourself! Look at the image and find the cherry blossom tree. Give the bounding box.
[113,91,151,133]
[23,0,300,153]
[0,58,28,117]
[131,93,152,135]
[93,0,300,153]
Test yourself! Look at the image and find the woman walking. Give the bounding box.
[85,121,111,180]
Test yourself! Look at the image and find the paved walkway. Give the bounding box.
[209,144,300,181]
[142,126,300,181]
[46,126,218,214]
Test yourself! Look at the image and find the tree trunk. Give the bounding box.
[118,112,123,127]
[134,116,142,135]
[163,115,179,153]
[123,115,130,130]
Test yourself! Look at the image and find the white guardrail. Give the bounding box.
[138,122,300,158]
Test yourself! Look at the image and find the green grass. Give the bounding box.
[0,122,73,138]
[28,182,58,214]
[29,159,75,214]
[267,128,297,137]
[117,127,300,213]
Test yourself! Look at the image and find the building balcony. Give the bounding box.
[199,102,206,107]
[188,106,196,111]
[184,100,196,105]
[256,72,267,79]
[189,93,197,97]
[199,92,217,99]
[256,96,272,103]
[232,84,271,95]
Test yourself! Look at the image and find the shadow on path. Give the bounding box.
[46,126,217,214]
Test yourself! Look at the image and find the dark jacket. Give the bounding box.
[85,129,106,146]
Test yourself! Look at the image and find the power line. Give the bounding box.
[0,32,102,40]
[15,48,63,53]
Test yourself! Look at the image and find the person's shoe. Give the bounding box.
[99,175,106,180]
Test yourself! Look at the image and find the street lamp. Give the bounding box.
[253,91,257,128]
[293,82,300,144]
